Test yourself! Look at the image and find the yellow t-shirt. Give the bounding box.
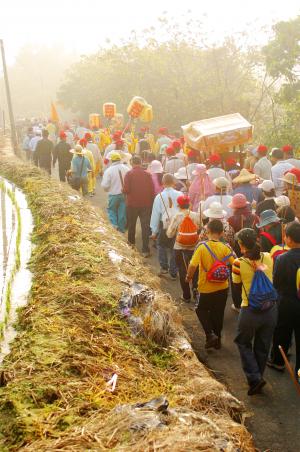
[232,253,273,307]
[270,244,290,260]
[190,240,235,293]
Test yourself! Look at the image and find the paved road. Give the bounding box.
[55,169,299,452]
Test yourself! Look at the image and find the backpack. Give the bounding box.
[202,242,233,283]
[260,231,277,247]
[176,213,199,246]
[160,194,177,229]
[241,256,277,311]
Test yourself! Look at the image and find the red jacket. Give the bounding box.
[123,166,155,208]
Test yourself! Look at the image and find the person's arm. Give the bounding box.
[232,258,243,294]
[122,172,130,195]
[273,256,285,291]
[186,246,201,282]
[101,168,111,192]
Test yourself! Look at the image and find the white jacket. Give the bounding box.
[101,162,130,195]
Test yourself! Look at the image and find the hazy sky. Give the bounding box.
[1,0,299,63]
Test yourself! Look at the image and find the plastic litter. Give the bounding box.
[106,373,118,393]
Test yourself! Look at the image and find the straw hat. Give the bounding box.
[174,167,189,180]
[149,160,163,174]
[228,193,249,209]
[192,164,207,176]
[203,202,227,219]
[274,195,290,208]
[278,172,300,186]
[213,177,230,189]
[233,169,256,184]
[256,209,280,228]
[70,144,84,155]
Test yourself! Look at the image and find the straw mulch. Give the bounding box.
[0,141,254,451]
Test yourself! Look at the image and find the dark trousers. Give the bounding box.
[270,298,300,375]
[58,164,69,182]
[127,206,151,253]
[235,305,278,385]
[196,289,228,338]
[230,275,242,309]
[175,249,198,300]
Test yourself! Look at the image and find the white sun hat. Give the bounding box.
[203,201,227,219]
[274,195,290,208]
[148,160,163,174]
[174,167,189,180]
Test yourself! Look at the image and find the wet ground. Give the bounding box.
[88,178,299,452]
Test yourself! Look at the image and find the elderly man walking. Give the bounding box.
[101,152,130,232]
[34,129,53,174]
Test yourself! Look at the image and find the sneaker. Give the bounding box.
[267,360,285,372]
[214,337,222,350]
[180,296,191,303]
[231,303,240,313]
[248,379,266,396]
[205,333,219,349]
[158,268,168,276]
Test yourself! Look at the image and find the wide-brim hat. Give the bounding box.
[213,176,230,189]
[233,168,256,184]
[174,167,189,180]
[70,144,84,155]
[228,193,249,209]
[109,151,122,162]
[278,172,300,186]
[274,195,290,208]
[203,202,227,219]
[149,160,163,174]
[256,209,281,228]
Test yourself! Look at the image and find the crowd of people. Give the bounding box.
[22,120,300,396]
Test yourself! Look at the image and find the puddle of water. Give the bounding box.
[0,178,33,364]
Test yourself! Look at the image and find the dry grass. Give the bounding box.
[0,139,254,451]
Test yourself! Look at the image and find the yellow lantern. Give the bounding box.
[89,113,101,129]
[140,104,153,123]
[103,103,116,119]
[127,96,147,118]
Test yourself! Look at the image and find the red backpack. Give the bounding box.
[202,243,233,283]
[176,213,199,246]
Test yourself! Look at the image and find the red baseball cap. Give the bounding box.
[257,144,268,153]
[84,132,92,141]
[282,144,293,152]
[177,195,190,206]
[79,138,87,147]
[172,140,181,150]
[209,154,221,164]
[59,131,67,139]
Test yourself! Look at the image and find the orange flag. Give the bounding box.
[50,101,59,123]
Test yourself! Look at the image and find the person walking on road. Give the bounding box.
[34,129,53,174]
[69,144,91,196]
[123,155,155,257]
[270,148,293,196]
[101,152,130,233]
[53,131,72,182]
[167,194,201,302]
[268,221,300,379]
[186,219,235,349]
[232,228,277,395]
[150,174,181,279]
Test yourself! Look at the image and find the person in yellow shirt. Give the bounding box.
[186,219,235,350]
[232,228,277,396]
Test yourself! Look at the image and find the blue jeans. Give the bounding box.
[157,245,177,277]
[234,305,278,386]
[107,194,127,233]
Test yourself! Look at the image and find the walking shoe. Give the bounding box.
[205,333,219,349]
[267,360,285,372]
[231,303,240,313]
[180,296,191,303]
[169,274,177,281]
[158,268,168,276]
[214,337,222,350]
[247,379,266,396]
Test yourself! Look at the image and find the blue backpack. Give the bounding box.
[242,256,277,311]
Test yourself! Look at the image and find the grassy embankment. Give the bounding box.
[0,140,254,451]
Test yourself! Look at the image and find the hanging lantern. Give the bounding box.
[127,96,147,118]
[140,104,153,123]
[103,103,117,119]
